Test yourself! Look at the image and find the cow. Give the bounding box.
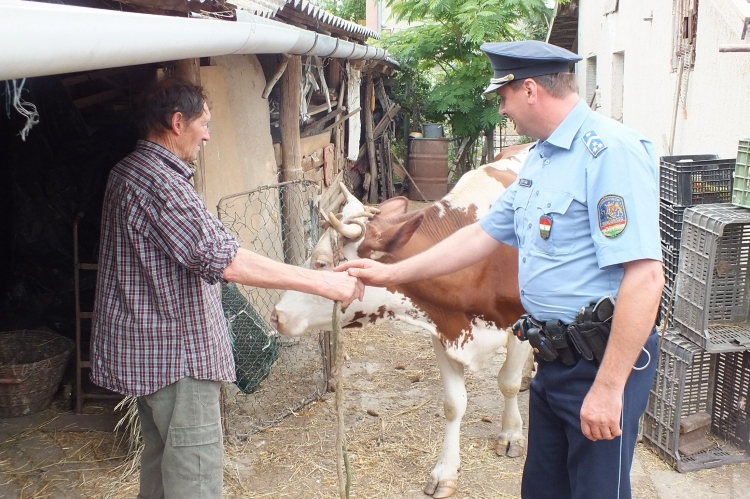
[271,145,532,498]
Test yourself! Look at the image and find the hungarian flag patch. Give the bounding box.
[597,195,627,238]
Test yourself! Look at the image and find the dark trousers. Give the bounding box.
[521,330,658,499]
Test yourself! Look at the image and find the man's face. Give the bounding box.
[496,83,527,137]
[176,102,211,163]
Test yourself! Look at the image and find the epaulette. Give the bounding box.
[582,130,607,158]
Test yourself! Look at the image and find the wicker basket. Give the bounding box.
[0,330,74,418]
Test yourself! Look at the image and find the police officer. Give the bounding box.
[337,40,663,499]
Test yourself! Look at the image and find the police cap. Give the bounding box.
[480,40,582,95]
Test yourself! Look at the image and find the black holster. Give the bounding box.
[567,322,610,364]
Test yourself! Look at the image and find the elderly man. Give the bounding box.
[337,40,663,499]
[91,77,362,499]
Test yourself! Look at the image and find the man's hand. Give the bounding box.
[334,259,395,287]
[580,383,623,441]
[318,271,365,308]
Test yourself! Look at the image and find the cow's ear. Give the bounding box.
[377,197,410,218]
[382,212,424,254]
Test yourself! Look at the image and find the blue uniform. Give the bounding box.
[479,99,661,499]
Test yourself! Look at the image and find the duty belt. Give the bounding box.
[512,297,615,366]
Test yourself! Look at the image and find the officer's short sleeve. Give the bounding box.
[479,183,519,248]
[587,139,662,268]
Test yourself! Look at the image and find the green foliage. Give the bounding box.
[317,0,366,22]
[381,0,552,142]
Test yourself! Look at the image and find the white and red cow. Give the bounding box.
[272,145,532,498]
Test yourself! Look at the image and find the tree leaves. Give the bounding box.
[382,0,551,141]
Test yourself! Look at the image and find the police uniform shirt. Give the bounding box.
[479,99,662,324]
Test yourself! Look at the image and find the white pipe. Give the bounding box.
[0,0,387,81]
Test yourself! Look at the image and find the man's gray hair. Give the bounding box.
[509,72,578,98]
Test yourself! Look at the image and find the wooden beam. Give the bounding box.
[355,102,401,162]
[73,88,127,109]
[280,55,303,182]
[262,54,290,99]
[719,44,750,52]
[301,107,360,138]
[364,74,378,203]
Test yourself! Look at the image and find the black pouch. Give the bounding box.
[527,327,559,362]
[545,320,576,366]
[569,322,609,364]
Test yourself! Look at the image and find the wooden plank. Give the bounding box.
[302,107,360,138]
[364,74,378,203]
[719,44,750,52]
[355,103,401,162]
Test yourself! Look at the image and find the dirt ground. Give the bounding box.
[3,318,749,499]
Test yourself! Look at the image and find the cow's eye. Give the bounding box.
[315,260,328,269]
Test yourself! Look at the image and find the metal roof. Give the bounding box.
[229,0,379,39]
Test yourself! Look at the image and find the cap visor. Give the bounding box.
[482,81,504,96]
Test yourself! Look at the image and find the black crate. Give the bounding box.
[642,331,750,472]
[660,202,688,251]
[662,244,679,292]
[660,155,735,206]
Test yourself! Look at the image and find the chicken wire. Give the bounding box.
[217,179,328,434]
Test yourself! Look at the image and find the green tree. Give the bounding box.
[317,0,366,22]
[381,0,552,168]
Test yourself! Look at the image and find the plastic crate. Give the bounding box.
[660,155,735,206]
[674,204,750,352]
[731,139,750,208]
[642,331,713,471]
[711,350,750,451]
[662,244,679,292]
[660,202,687,251]
[660,286,676,328]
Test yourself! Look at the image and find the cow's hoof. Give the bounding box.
[507,441,525,458]
[424,477,457,498]
[495,435,525,457]
[520,375,532,392]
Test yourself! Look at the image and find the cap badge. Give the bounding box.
[539,214,553,240]
[597,195,627,238]
[582,130,608,158]
[490,73,515,84]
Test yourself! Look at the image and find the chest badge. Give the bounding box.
[519,178,532,188]
[539,214,553,240]
[598,195,628,238]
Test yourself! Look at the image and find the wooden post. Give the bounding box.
[280,55,306,264]
[364,73,378,204]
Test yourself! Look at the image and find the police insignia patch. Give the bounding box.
[539,214,553,240]
[519,178,532,188]
[598,195,627,238]
[582,130,607,157]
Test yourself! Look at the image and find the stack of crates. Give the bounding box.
[644,140,750,472]
[658,155,735,326]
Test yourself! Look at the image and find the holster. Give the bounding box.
[567,322,609,364]
[544,319,577,366]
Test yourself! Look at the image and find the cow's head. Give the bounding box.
[271,184,414,336]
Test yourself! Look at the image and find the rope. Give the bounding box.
[6,79,40,141]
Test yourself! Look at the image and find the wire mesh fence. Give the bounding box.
[217,179,328,435]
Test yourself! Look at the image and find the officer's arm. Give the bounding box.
[580,258,663,440]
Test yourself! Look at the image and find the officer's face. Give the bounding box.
[496,83,528,136]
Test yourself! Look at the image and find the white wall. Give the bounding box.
[576,0,750,158]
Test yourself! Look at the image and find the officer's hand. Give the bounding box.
[319,271,365,309]
[334,259,394,287]
[580,383,623,441]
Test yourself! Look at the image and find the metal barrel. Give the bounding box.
[407,138,449,201]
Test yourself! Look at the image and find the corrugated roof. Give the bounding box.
[229,0,379,39]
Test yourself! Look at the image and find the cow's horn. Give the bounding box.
[329,212,363,239]
[339,182,360,205]
[364,206,381,214]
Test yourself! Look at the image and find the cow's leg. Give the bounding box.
[424,334,465,499]
[495,333,531,458]
[520,349,535,392]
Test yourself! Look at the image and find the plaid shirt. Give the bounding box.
[91,140,239,397]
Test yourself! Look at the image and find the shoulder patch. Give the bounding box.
[598,195,627,238]
[582,130,607,157]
